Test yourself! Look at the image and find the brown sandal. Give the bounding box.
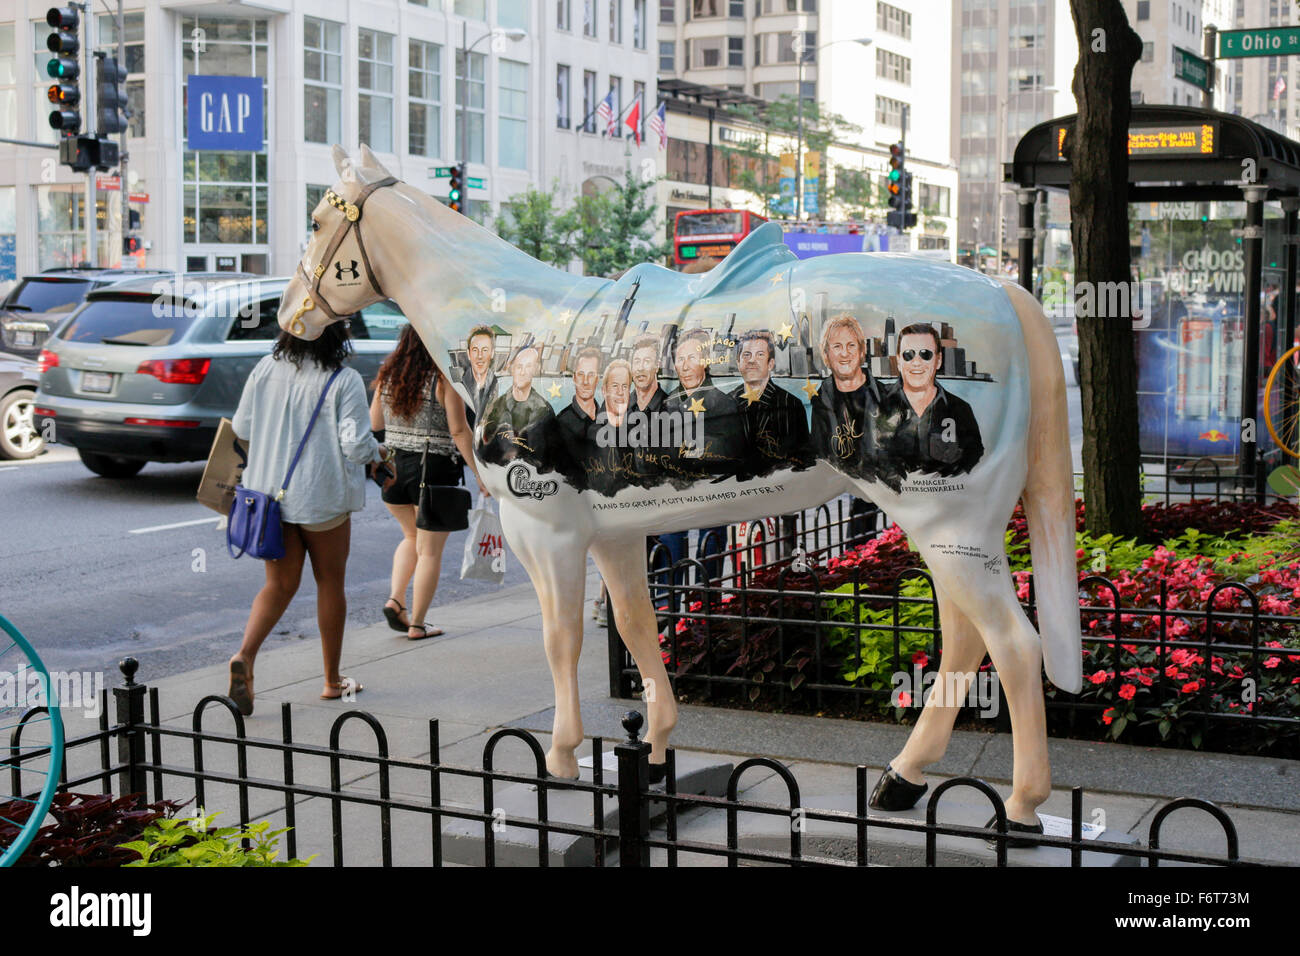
[407,623,444,641]
[320,676,364,700]
[228,659,254,716]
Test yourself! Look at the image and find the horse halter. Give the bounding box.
[289,175,399,336]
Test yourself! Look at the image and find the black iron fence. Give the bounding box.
[610,483,1300,756]
[2,663,1257,867]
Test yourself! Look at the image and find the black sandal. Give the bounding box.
[407,623,444,641]
[383,598,408,633]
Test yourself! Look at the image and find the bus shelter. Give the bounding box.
[1007,104,1300,490]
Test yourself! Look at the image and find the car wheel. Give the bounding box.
[0,389,42,460]
[78,449,146,478]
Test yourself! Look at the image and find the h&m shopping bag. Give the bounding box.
[460,497,506,585]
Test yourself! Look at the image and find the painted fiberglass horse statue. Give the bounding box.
[281,146,1080,829]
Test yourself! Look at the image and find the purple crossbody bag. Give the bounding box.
[228,367,345,560]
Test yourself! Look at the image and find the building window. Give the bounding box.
[760,0,815,12]
[660,0,675,23]
[659,40,675,71]
[558,0,571,30]
[876,2,911,40]
[499,59,527,169]
[97,13,145,138]
[304,17,342,145]
[36,185,105,268]
[876,47,911,85]
[729,0,745,15]
[584,0,597,36]
[728,36,743,66]
[694,36,724,67]
[0,186,14,284]
[454,0,487,19]
[875,94,907,128]
[0,24,16,140]
[408,39,441,158]
[181,16,269,248]
[582,69,597,131]
[776,31,815,64]
[633,0,647,47]
[498,0,529,29]
[455,49,486,162]
[358,29,394,154]
[1141,41,1153,63]
[306,184,327,237]
[609,0,622,41]
[557,63,571,128]
[1008,68,1043,92]
[692,0,724,15]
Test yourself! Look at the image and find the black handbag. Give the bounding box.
[416,373,471,532]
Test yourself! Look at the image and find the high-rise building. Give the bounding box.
[950,0,1077,268]
[1124,0,1233,110]
[1225,0,1300,138]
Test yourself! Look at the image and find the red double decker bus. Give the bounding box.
[672,209,767,267]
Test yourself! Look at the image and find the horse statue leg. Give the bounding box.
[590,534,679,767]
[497,501,590,779]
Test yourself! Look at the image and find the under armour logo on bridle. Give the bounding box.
[335,260,360,281]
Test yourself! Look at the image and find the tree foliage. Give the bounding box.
[493,184,577,267]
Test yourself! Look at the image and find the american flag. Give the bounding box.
[648,100,667,150]
[596,90,616,136]
[1275,75,1287,100]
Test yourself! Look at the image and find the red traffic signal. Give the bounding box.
[123,235,142,255]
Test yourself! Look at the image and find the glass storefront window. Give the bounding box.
[0,24,16,140]
[35,185,110,269]
[305,17,343,145]
[0,186,15,285]
[181,16,269,249]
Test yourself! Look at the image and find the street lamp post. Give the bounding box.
[793,36,871,223]
[459,22,526,218]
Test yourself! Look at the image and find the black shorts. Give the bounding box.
[381,449,464,506]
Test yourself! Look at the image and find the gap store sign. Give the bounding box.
[187,75,263,151]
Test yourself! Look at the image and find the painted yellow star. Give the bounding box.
[769,272,785,285]
[547,381,563,399]
[801,378,820,399]
[687,396,706,415]
[777,322,794,343]
[741,384,763,406]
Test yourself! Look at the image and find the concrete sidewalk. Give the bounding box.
[63,566,1300,866]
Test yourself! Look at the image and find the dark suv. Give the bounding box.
[1,267,175,357]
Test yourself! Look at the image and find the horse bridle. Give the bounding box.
[289,176,399,336]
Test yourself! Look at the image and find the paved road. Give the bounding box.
[0,444,521,682]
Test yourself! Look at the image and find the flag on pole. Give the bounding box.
[649,100,667,150]
[1275,75,1287,100]
[625,98,642,146]
[596,90,616,136]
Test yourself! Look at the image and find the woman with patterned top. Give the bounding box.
[370,325,488,640]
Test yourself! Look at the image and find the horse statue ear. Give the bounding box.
[331,144,352,178]
[358,144,394,180]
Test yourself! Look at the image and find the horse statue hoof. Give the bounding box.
[868,765,928,811]
[983,815,1044,850]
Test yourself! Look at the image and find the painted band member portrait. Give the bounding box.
[464,324,499,418]
[544,345,603,484]
[810,312,888,484]
[477,342,554,464]
[879,322,984,477]
[729,329,812,475]
[664,328,743,472]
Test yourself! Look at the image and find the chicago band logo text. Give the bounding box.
[507,464,558,500]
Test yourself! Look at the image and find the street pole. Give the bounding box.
[117,0,127,265]
[82,3,97,267]
[795,46,804,223]
[995,96,1006,275]
[460,19,468,220]
[1202,24,1217,110]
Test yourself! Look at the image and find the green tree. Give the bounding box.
[494,184,578,266]
[573,166,673,277]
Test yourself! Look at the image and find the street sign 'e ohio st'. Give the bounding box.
[1219,27,1300,58]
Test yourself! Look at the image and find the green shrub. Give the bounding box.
[119,812,313,867]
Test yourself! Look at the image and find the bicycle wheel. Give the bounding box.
[1264,345,1300,460]
[0,614,65,867]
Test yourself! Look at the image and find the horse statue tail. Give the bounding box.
[1000,279,1083,694]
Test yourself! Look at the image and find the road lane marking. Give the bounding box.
[128,516,223,535]
[0,466,17,473]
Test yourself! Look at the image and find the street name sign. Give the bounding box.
[1219,27,1300,58]
[1173,46,1211,90]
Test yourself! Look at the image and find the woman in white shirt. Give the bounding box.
[226,320,393,714]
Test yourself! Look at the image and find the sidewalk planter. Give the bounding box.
[635,499,1300,758]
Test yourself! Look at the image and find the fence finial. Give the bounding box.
[622,710,644,742]
[119,657,139,686]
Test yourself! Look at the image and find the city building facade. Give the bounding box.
[0,0,656,282]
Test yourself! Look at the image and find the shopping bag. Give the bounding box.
[196,418,249,516]
[460,497,506,584]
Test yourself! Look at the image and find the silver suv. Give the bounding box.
[35,274,406,478]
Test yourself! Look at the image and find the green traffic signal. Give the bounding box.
[47,56,78,79]
[888,168,901,182]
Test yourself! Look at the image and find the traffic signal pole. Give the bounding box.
[116,0,128,264]
[81,4,96,267]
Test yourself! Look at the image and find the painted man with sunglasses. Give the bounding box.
[879,323,984,478]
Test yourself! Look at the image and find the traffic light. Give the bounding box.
[887,142,905,211]
[123,235,141,255]
[96,56,128,135]
[45,6,81,134]
[447,164,463,213]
